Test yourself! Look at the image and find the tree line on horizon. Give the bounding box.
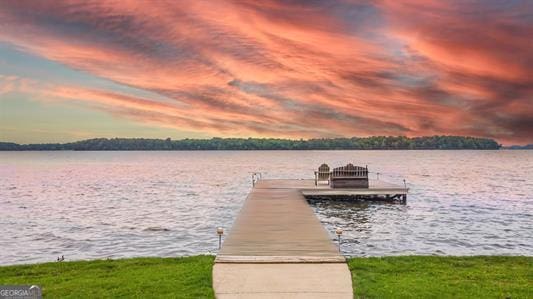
[0,136,501,150]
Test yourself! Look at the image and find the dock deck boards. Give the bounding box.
[213,178,406,298]
[216,186,342,262]
[256,179,408,196]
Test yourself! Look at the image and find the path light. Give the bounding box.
[217,227,224,250]
[335,227,343,252]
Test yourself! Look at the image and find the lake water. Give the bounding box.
[0,151,531,265]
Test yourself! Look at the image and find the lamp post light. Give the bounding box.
[335,227,343,252]
[217,227,224,250]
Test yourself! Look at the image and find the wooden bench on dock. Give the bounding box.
[331,163,369,188]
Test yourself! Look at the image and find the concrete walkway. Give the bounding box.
[213,263,353,298]
[213,180,353,298]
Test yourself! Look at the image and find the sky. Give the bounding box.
[0,1,531,145]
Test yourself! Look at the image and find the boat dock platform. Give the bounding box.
[213,178,408,298]
[267,178,408,203]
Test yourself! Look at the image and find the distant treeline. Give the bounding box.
[502,144,533,150]
[0,136,501,150]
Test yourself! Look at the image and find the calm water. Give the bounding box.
[0,151,531,265]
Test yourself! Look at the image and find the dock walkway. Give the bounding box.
[213,178,407,298]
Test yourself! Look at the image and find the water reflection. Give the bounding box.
[0,150,531,265]
[308,199,414,255]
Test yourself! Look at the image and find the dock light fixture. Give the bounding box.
[217,227,224,250]
[335,227,343,252]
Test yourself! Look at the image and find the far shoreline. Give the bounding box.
[0,148,520,151]
[0,135,507,151]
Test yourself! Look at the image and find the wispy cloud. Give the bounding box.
[0,0,531,143]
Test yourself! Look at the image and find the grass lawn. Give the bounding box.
[0,255,530,298]
[349,256,532,299]
[0,256,215,298]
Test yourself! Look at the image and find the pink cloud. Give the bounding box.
[0,0,531,143]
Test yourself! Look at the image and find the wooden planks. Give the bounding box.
[254,178,406,191]
[216,186,342,262]
[217,178,407,263]
[213,178,383,298]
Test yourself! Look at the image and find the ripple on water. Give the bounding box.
[0,150,532,265]
[143,227,172,232]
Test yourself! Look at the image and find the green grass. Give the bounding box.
[348,256,532,299]
[0,256,215,298]
[1,255,531,298]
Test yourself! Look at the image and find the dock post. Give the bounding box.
[402,194,407,204]
[217,227,224,250]
[335,228,343,252]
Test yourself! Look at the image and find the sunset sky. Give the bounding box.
[0,1,531,145]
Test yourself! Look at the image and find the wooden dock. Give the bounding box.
[216,180,344,263]
[303,179,408,203]
[213,178,407,298]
